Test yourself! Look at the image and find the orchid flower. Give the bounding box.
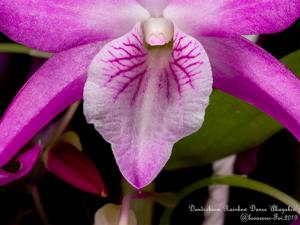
[0,0,299,189]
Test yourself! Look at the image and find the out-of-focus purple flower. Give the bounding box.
[291,217,300,225]
[0,144,41,185]
[0,53,41,185]
[236,147,260,175]
[0,1,299,189]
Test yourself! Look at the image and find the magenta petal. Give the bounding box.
[45,142,107,197]
[0,144,41,186]
[165,0,300,36]
[0,0,148,52]
[199,36,300,141]
[84,25,212,188]
[0,42,105,167]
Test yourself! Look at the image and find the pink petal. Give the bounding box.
[0,144,41,186]
[0,42,105,167]
[84,25,213,189]
[199,36,300,141]
[45,142,107,197]
[164,0,300,37]
[0,0,148,52]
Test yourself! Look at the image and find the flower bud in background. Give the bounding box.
[0,144,41,185]
[235,147,259,175]
[44,132,107,197]
[94,204,137,225]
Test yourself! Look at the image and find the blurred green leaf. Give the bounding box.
[281,49,300,74]
[60,131,83,151]
[166,50,300,170]
[143,192,178,208]
[167,90,282,169]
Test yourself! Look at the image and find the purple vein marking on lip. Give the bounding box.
[100,27,205,106]
[113,69,146,103]
[106,60,146,83]
[165,69,171,102]
[130,71,145,105]
[168,31,204,93]
[101,27,147,103]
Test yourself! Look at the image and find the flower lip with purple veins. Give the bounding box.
[84,23,212,188]
[0,0,299,189]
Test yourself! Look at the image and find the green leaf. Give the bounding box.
[281,50,300,75]
[140,192,178,208]
[60,131,83,151]
[166,50,300,170]
[167,89,282,169]
[159,175,300,225]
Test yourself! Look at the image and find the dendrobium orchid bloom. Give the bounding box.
[0,0,299,189]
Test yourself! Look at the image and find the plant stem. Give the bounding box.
[159,175,300,225]
[31,185,51,225]
[119,193,133,225]
[47,102,80,146]
[121,180,155,225]
[0,43,52,58]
